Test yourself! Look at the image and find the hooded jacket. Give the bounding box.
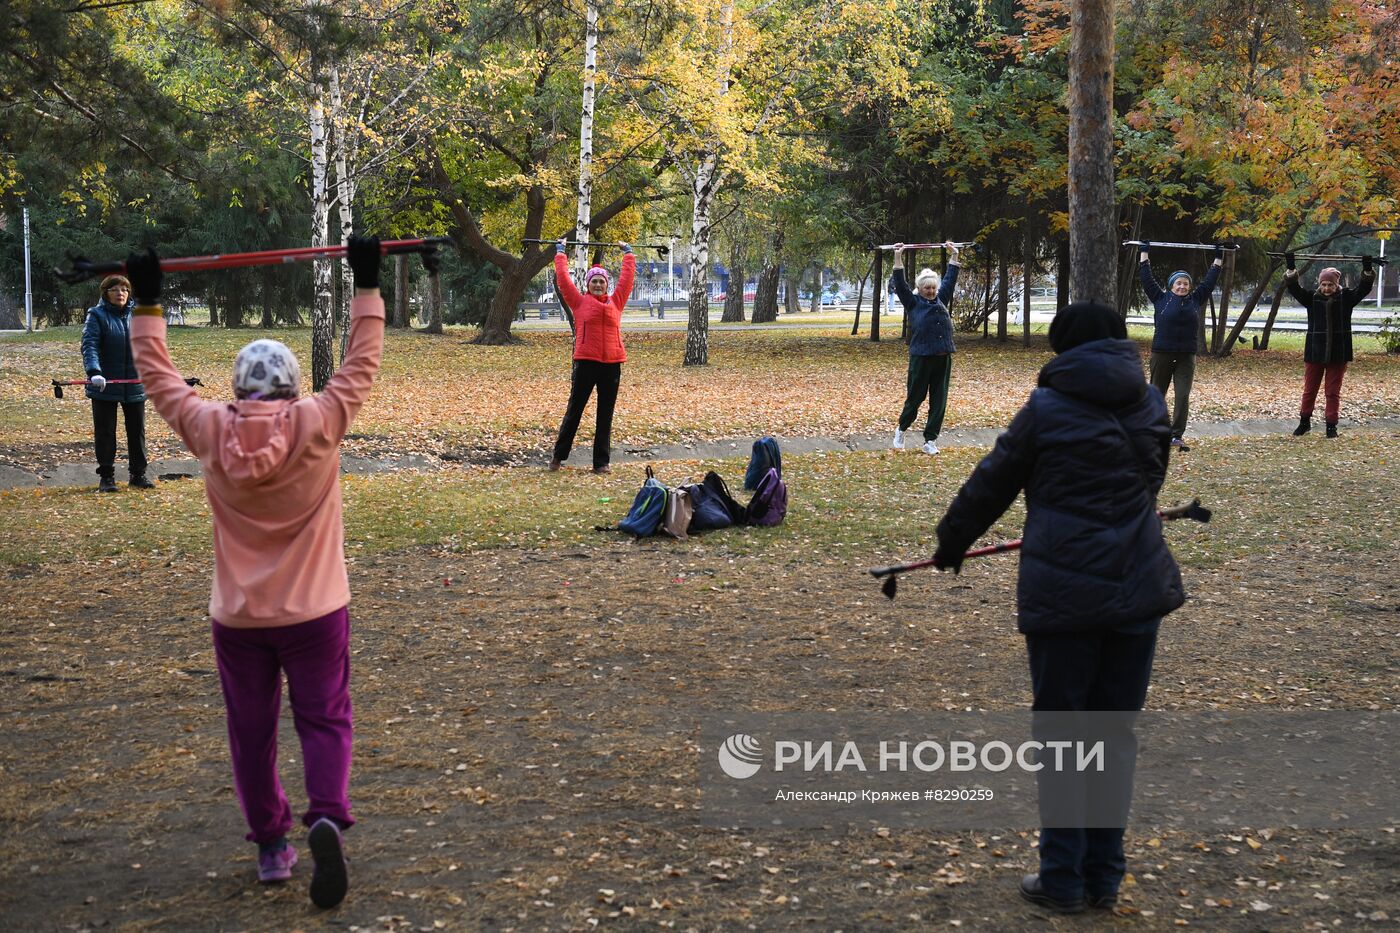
[81,298,147,403]
[891,264,960,356]
[1139,261,1220,355]
[556,251,634,363]
[935,338,1184,635]
[130,295,384,628]
[1285,270,1375,364]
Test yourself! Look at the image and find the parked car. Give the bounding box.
[822,291,846,306]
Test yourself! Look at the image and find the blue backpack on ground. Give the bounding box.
[744,436,782,491]
[601,467,668,537]
[685,470,746,531]
[745,467,788,526]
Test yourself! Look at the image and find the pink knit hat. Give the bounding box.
[1317,267,1341,286]
[586,266,610,289]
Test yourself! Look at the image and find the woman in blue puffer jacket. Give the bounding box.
[931,301,1184,916]
[889,241,961,455]
[81,274,152,492]
[1137,242,1222,449]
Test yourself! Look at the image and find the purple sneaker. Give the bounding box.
[257,839,297,883]
[307,818,349,909]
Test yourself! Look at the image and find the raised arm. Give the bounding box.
[1191,260,1222,305]
[315,237,386,443]
[125,251,217,456]
[611,246,636,304]
[1138,261,1165,303]
[936,243,961,306]
[1344,261,1377,310]
[1282,252,1313,306]
[553,244,584,310]
[889,245,915,308]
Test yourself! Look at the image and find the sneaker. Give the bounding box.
[921,440,939,455]
[891,429,906,450]
[257,839,297,883]
[1170,437,1190,451]
[548,458,562,471]
[307,818,348,909]
[129,474,156,489]
[592,465,611,475]
[1292,415,1311,436]
[97,475,118,493]
[1018,874,1085,914]
[1325,422,1338,438]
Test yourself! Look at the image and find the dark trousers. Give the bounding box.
[91,399,149,479]
[1148,351,1195,439]
[553,360,622,469]
[1025,626,1158,901]
[898,353,952,441]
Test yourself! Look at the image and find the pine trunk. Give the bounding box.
[393,255,409,328]
[1067,0,1117,306]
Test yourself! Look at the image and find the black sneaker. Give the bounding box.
[1018,874,1085,914]
[129,474,156,489]
[98,475,119,493]
[1292,415,1311,436]
[307,818,348,909]
[1325,422,1338,438]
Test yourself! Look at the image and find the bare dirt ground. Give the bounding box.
[2,535,1397,932]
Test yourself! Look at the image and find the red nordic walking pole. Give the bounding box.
[869,499,1211,600]
[54,238,451,284]
[53,377,202,399]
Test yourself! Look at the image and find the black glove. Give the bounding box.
[1284,251,1296,271]
[1140,240,1151,253]
[1362,255,1373,273]
[347,235,381,290]
[932,543,964,575]
[421,247,441,277]
[1213,245,1223,259]
[125,248,162,305]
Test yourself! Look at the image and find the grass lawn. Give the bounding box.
[3,323,1397,472]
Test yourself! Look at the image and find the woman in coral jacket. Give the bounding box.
[549,238,635,474]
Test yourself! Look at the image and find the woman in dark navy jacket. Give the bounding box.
[889,241,961,454]
[932,302,1184,915]
[81,274,152,492]
[1138,242,1222,448]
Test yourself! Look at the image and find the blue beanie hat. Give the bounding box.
[1167,271,1192,289]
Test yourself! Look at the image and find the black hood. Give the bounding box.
[1037,338,1149,410]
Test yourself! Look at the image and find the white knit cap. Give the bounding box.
[915,268,940,289]
[233,339,301,400]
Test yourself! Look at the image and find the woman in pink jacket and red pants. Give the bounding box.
[126,238,384,910]
[549,239,634,474]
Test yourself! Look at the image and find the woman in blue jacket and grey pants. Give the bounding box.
[82,274,152,492]
[931,301,1184,915]
[889,241,960,454]
[1138,243,1222,448]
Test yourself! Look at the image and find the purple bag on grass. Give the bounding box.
[745,467,787,526]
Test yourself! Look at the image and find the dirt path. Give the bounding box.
[2,539,1396,930]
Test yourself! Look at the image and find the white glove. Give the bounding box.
[89,375,107,391]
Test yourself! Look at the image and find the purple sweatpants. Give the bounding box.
[212,607,355,844]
